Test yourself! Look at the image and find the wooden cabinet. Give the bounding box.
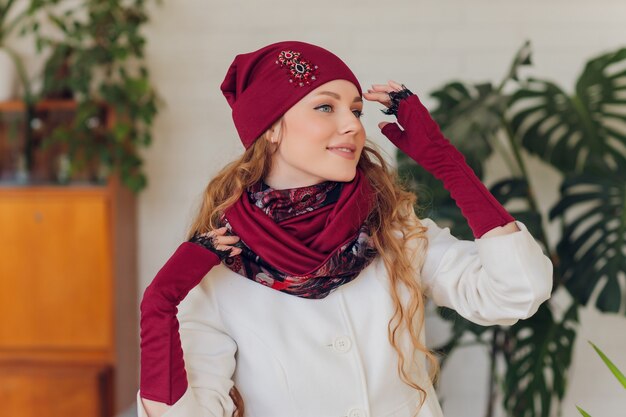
[0,101,138,417]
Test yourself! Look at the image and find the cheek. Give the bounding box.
[288,120,333,151]
[281,136,325,164]
[307,117,332,137]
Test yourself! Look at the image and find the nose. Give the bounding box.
[338,109,364,135]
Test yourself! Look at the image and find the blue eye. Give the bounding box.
[316,104,365,119]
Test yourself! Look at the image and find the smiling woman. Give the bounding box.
[262,79,366,188]
[137,40,552,417]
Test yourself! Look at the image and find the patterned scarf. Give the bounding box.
[218,167,378,299]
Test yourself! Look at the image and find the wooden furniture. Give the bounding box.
[0,100,138,417]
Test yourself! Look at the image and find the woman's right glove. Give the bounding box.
[139,226,241,405]
[373,82,515,238]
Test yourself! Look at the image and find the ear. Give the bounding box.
[268,120,282,143]
[264,128,276,144]
[273,122,282,139]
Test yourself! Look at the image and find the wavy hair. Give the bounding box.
[186,118,439,417]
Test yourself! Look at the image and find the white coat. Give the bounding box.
[137,218,553,417]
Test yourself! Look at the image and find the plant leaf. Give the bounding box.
[588,341,626,388]
[508,47,626,175]
[549,173,626,313]
[503,302,579,417]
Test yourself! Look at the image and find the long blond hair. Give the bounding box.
[187,118,439,416]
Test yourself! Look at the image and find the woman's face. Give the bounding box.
[263,79,366,189]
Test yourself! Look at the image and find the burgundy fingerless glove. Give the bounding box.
[380,85,515,238]
[139,239,221,405]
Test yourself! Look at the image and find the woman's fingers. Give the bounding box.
[214,235,241,253]
[388,79,403,90]
[363,80,404,106]
[199,227,242,256]
[363,90,391,106]
[216,235,241,245]
[369,84,393,92]
[225,247,242,256]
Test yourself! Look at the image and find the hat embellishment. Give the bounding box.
[276,50,318,87]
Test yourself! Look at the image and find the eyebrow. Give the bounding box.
[315,91,363,103]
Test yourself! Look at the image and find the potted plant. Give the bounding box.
[400,41,626,417]
[5,0,161,192]
[41,0,162,192]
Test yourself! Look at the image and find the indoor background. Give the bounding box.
[2,1,625,416]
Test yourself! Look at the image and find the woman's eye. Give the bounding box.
[316,104,333,113]
[316,104,365,119]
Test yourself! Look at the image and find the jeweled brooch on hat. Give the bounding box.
[276,50,318,87]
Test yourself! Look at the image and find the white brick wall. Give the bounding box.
[139,1,624,416]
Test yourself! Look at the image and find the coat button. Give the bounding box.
[348,408,367,417]
[332,336,352,353]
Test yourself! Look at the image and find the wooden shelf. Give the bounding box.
[0,180,109,190]
[0,99,79,112]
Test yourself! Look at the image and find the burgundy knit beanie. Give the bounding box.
[220,40,363,149]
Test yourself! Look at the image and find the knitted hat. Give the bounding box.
[220,40,363,149]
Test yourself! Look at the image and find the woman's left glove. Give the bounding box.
[139,227,241,405]
[369,81,515,238]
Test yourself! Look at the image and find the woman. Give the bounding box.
[137,40,553,417]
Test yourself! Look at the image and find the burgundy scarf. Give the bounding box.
[217,167,378,299]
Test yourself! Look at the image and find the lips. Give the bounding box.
[326,143,356,152]
[327,144,356,160]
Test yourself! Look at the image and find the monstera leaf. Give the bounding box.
[504,302,579,417]
[549,173,626,313]
[432,306,493,369]
[508,48,626,176]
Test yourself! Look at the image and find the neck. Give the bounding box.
[262,174,329,191]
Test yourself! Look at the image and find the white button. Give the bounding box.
[348,408,367,417]
[332,336,352,353]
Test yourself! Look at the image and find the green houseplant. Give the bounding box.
[2,0,161,193]
[32,0,162,192]
[576,341,626,417]
[399,41,626,417]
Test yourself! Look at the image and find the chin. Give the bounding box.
[327,168,357,183]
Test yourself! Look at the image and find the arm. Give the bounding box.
[139,227,241,407]
[369,81,516,239]
[481,221,521,237]
[137,274,238,417]
[369,81,551,322]
[418,217,553,325]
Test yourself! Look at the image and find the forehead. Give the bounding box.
[306,79,361,100]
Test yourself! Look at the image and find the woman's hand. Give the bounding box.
[363,79,437,162]
[363,79,406,130]
[190,226,243,260]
